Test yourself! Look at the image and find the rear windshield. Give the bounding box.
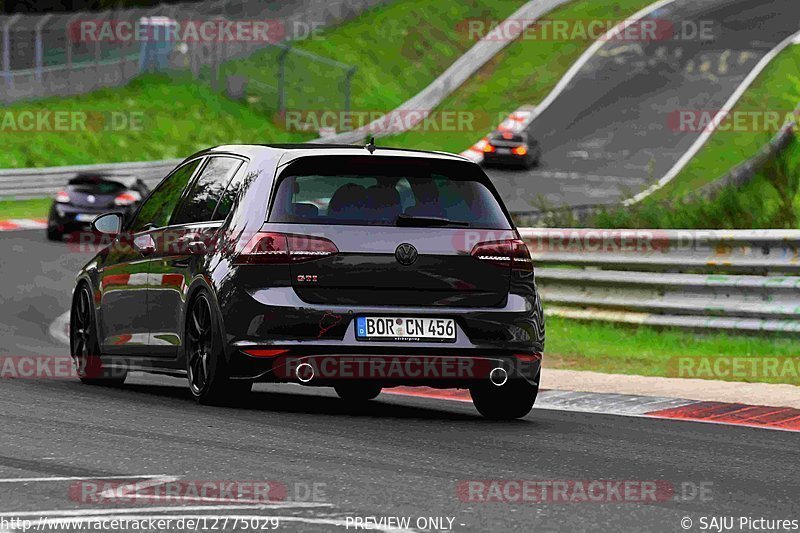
[268,156,511,229]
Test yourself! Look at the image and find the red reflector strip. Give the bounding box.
[514,353,542,363]
[243,349,289,358]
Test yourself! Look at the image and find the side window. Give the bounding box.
[131,160,201,232]
[171,157,242,225]
[211,162,248,221]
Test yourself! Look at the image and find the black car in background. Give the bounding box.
[47,174,149,241]
[482,130,541,169]
[72,144,545,419]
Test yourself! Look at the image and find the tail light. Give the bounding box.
[114,191,142,206]
[483,144,496,153]
[470,239,533,272]
[235,232,338,265]
[514,353,542,363]
[55,190,70,203]
[512,146,528,156]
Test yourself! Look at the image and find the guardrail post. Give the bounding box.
[34,15,52,86]
[343,66,356,131]
[276,45,291,113]
[66,13,79,72]
[93,40,101,88]
[2,15,20,92]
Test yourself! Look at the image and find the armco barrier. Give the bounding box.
[519,228,800,334]
[0,159,181,199]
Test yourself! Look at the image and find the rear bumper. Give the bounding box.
[220,285,545,387]
[229,351,541,387]
[482,151,539,167]
[48,204,135,232]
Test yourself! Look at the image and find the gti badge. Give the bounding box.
[395,243,418,266]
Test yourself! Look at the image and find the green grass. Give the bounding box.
[651,44,800,200]
[0,0,525,170]
[0,74,311,169]
[382,0,654,152]
[228,0,525,114]
[0,198,51,219]
[546,315,800,385]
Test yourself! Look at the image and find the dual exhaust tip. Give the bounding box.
[294,363,508,386]
[489,367,508,387]
[296,363,315,383]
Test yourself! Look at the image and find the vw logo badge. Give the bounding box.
[395,243,418,266]
[87,195,96,204]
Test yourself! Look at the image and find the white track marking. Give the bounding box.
[48,310,69,345]
[96,494,306,505]
[522,0,799,206]
[2,515,414,533]
[625,28,800,204]
[532,0,679,118]
[0,474,174,484]
[96,476,179,499]
[0,504,334,519]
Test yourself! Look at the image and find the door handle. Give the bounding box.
[176,234,208,255]
[134,234,156,256]
[186,240,207,255]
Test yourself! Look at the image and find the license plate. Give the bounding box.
[356,317,456,342]
[496,147,511,154]
[75,213,96,222]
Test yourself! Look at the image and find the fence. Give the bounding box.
[0,0,383,106]
[521,228,800,334]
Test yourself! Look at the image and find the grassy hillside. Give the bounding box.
[0,75,311,169]
[0,0,524,170]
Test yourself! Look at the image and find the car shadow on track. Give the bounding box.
[74,379,538,424]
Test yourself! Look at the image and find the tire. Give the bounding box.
[469,379,538,420]
[334,383,382,402]
[185,291,249,405]
[70,284,127,386]
[47,227,62,241]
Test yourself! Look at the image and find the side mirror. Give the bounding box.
[92,213,123,235]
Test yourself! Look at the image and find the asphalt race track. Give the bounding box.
[486,0,800,212]
[0,228,798,531]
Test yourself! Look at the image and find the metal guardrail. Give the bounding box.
[519,228,800,334]
[0,159,181,199]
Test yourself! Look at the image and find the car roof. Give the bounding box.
[187,143,473,166]
[489,130,527,140]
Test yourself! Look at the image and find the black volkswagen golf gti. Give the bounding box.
[72,144,545,419]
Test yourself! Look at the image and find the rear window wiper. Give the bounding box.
[395,214,470,227]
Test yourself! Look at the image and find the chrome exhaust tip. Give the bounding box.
[489,367,508,387]
[296,363,315,383]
